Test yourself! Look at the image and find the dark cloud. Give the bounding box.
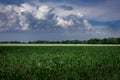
[59,5,73,10]
[39,0,106,6]
[40,0,104,3]
[79,0,105,3]
[0,3,92,33]
[0,0,120,41]
[0,0,106,6]
[0,0,25,5]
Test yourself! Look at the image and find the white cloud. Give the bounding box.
[0,3,54,31]
[18,13,29,30]
[0,2,93,32]
[77,13,84,18]
[83,20,92,30]
[3,4,29,31]
[20,3,34,13]
[0,0,120,41]
[43,1,119,22]
[0,1,119,38]
[34,5,53,20]
[56,17,74,28]
[71,1,120,21]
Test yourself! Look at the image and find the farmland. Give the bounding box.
[0,45,120,80]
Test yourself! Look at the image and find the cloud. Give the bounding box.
[0,2,93,32]
[0,1,120,40]
[1,0,120,22]
[20,3,54,20]
[74,0,120,21]
[0,0,25,5]
[91,26,120,38]
[34,5,53,20]
[20,3,34,13]
[33,0,120,22]
[59,5,73,10]
[0,3,54,31]
[0,4,29,31]
[56,17,74,28]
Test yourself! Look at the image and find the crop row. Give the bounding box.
[0,46,120,80]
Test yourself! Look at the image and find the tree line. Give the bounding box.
[0,38,120,44]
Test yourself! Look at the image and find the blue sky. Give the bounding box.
[0,0,120,41]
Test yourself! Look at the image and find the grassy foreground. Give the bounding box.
[0,44,120,46]
[0,45,120,80]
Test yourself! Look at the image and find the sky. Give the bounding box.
[0,0,120,41]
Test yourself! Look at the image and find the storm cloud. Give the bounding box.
[0,0,120,41]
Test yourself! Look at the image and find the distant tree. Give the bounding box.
[1,37,120,44]
[108,38,118,44]
[87,39,101,44]
[102,38,118,44]
[117,38,120,44]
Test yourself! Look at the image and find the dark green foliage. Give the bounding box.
[1,38,120,44]
[0,46,120,80]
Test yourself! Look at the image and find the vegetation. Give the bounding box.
[0,46,120,80]
[0,38,120,44]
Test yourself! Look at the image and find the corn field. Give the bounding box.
[0,46,120,80]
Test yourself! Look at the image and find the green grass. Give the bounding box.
[0,46,120,80]
[0,44,120,46]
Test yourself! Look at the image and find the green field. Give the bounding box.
[0,45,120,80]
[0,44,120,46]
